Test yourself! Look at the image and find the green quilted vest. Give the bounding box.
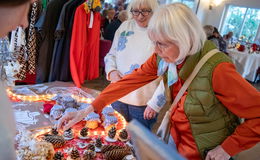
[157,40,240,159]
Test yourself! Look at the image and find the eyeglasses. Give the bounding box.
[131,9,152,17]
[153,41,171,51]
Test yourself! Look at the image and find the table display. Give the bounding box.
[8,82,135,160]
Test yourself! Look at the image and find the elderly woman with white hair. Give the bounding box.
[58,3,260,160]
[102,0,162,130]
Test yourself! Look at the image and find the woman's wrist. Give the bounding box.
[81,105,95,117]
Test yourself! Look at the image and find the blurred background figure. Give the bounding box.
[104,10,128,41]
[204,25,227,53]
[223,31,234,44]
[103,8,116,31]
[203,25,214,39]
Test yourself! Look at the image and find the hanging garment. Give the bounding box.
[27,1,39,74]
[70,3,101,87]
[85,12,101,80]
[49,0,85,82]
[10,27,28,81]
[36,0,67,83]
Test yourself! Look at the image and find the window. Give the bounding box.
[165,0,195,9]
[221,5,260,43]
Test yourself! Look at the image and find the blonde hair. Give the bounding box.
[126,0,159,19]
[148,3,207,62]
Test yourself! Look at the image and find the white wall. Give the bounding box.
[198,0,260,28]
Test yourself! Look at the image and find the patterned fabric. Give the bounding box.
[157,59,178,87]
[156,94,166,107]
[124,64,139,75]
[13,27,27,80]
[27,1,38,74]
[117,31,134,51]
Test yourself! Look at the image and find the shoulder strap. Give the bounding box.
[168,49,219,113]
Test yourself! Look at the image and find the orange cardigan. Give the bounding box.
[92,53,260,159]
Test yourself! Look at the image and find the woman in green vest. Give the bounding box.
[58,3,260,160]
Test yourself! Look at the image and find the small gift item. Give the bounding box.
[68,148,81,160]
[61,96,76,108]
[79,127,89,139]
[63,128,74,140]
[101,145,125,153]
[44,134,65,148]
[95,137,102,152]
[51,127,59,135]
[50,104,64,120]
[84,112,101,129]
[83,150,96,160]
[52,95,63,104]
[78,103,90,110]
[53,151,65,160]
[102,115,118,131]
[77,142,88,149]
[87,144,95,152]
[105,126,117,142]
[64,107,77,115]
[104,149,132,160]
[118,129,128,142]
[101,107,115,117]
[123,154,136,160]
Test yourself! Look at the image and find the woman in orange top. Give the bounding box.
[58,3,260,160]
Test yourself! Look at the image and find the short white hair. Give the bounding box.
[126,0,159,19]
[148,3,207,62]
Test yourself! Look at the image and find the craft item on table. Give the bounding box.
[101,106,115,117]
[105,126,117,142]
[50,109,63,120]
[123,154,136,160]
[95,137,102,152]
[68,148,81,160]
[77,142,88,149]
[104,149,132,160]
[44,134,65,148]
[63,128,74,140]
[101,145,126,153]
[83,150,96,160]
[53,151,65,160]
[78,103,90,110]
[51,127,59,135]
[102,115,118,131]
[33,85,49,93]
[61,96,78,109]
[17,140,55,160]
[14,110,40,126]
[87,143,96,152]
[118,129,128,142]
[63,147,73,154]
[64,107,78,115]
[52,95,63,103]
[43,103,54,114]
[79,127,89,139]
[50,104,64,120]
[84,112,101,129]
[237,44,245,52]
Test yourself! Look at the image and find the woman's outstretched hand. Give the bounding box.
[205,145,230,160]
[144,106,157,120]
[57,105,94,131]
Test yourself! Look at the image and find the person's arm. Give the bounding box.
[212,62,260,156]
[92,53,159,113]
[146,79,166,113]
